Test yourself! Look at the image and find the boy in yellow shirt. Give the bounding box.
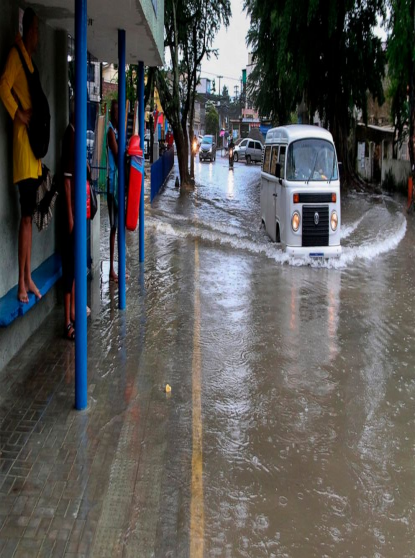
[0,8,43,303]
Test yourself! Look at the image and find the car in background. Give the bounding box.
[199,135,216,162]
[87,130,95,161]
[233,138,263,164]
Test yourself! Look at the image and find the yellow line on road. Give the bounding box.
[190,240,204,557]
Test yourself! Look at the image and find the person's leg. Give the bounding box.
[64,290,74,339]
[18,179,41,301]
[24,216,41,299]
[18,216,30,302]
[109,226,118,282]
[70,283,75,324]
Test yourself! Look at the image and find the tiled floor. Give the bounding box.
[0,194,194,557]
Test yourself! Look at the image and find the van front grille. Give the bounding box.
[302,206,329,247]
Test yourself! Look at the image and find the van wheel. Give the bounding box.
[276,224,281,243]
[234,152,239,162]
[246,155,251,165]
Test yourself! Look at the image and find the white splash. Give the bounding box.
[147,208,407,270]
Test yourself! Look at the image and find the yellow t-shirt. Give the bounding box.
[0,34,42,184]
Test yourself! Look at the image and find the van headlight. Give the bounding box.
[291,211,300,232]
[330,211,338,231]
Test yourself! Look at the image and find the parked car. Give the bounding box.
[199,135,216,162]
[86,130,95,161]
[233,138,263,164]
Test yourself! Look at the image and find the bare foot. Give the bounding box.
[26,279,42,300]
[109,271,118,283]
[17,284,29,303]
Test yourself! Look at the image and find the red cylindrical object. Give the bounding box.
[126,135,143,231]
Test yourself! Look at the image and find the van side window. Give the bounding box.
[270,146,279,176]
[279,146,286,178]
[263,146,271,173]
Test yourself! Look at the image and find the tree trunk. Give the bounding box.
[409,0,415,210]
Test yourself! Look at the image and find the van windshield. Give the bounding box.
[286,139,338,181]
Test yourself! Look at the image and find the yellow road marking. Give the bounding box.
[190,240,204,557]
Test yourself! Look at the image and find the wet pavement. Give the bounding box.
[1,155,415,557]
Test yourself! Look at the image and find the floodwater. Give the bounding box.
[139,157,415,557]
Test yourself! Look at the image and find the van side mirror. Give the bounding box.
[338,162,343,178]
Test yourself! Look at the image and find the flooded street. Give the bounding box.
[2,156,415,557]
[142,157,415,556]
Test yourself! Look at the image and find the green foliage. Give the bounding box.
[244,0,386,170]
[387,0,415,149]
[222,85,230,100]
[205,104,219,135]
[157,0,231,183]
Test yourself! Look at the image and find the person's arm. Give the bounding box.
[108,127,118,167]
[64,177,74,233]
[0,49,32,125]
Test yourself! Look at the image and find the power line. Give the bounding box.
[200,70,241,82]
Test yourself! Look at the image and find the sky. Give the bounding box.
[199,0,250,99]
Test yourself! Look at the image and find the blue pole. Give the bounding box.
[138,61,145,263]
[74,0,87,410]
[118,30,126,309]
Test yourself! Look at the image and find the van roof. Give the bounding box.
[265,125,334,145]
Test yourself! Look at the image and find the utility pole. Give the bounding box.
[234,85,239,100]
[218,75,223,97]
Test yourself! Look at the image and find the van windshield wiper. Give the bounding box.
[307,150,322,183]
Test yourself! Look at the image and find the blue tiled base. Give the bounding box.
[0,254,62,327]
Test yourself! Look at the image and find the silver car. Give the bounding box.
[199,135,216,162]
[234,138,263,164]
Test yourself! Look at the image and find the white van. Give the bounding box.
[261,125,341,258]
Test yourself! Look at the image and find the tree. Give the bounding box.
[244,0,386,182]
[222,85,230,102]
[205,104,219,136]
[155,0,230,188]
[388,0,415,207]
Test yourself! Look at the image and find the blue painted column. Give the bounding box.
[118,30,126,309]
[74,0,87,410]
[138,61,145,262]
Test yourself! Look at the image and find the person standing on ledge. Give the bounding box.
[0,7,43,303]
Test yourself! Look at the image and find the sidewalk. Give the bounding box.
[0,190,192,557]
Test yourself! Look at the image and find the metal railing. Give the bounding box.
[150,147,174,203]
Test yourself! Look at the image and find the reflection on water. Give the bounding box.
[143,164,414,556]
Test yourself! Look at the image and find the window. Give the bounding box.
[255,142,262,150]
[248,141,255,149]
[286,139,338,181]
[279,146,286,178]
[263,146,271,173]
[270,146,279,176]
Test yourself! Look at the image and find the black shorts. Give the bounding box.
[107,193,118,230]
[18,177,40,217]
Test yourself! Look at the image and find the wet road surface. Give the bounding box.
[145,157,415,557]
[1,154,415,557]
